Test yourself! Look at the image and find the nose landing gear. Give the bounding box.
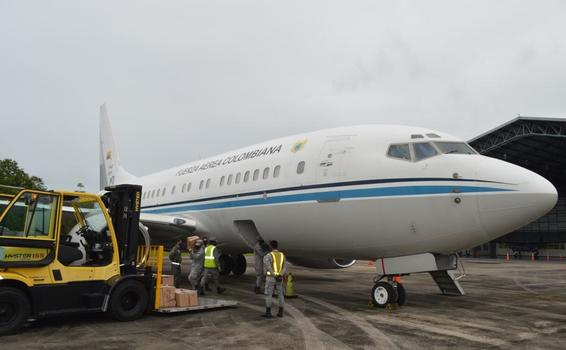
[371,276,405,308]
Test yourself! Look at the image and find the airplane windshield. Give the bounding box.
[433,142,476,155]
[413,142,439,161]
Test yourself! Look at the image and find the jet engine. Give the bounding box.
[287,257,357,269]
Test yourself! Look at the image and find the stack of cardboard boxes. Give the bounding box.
[160,275,176,308]
[159,274,199,309]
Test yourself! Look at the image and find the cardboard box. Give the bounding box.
[174,289,199,307]
[186,289,198,306]
[187,235,200,249]
[160,286,176,308]
[175,289,190,307]
[161,274,174,286]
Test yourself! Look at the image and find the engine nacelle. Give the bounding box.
[287,257,357,269]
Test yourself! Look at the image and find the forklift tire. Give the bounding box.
[108,280,148,322]
[0,287,30,336]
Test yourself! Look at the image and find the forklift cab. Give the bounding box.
[0,190,119,270]
[0,185,150,336]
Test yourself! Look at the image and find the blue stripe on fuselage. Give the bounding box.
[143,185,513,214]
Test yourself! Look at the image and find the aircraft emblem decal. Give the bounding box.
[291,139,308,153]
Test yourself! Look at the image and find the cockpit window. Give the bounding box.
[387,144,411,161]
[433,142,476,155]
[413,142,438,161]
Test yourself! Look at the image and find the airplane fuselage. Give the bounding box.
[129,124,557,260]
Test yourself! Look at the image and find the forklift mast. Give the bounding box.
[103,184,142,275]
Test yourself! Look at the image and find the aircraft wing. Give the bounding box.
[139,213,197,243]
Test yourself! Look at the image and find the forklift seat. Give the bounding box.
[58,242,84,266]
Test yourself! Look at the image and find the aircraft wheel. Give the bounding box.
[108,280,148,321]
[0,287,30,336]
[395,283,406,306]
[371,282,397,308]
[219,254,234,276]
[232,254,247,275]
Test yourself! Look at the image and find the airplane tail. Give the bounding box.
[99,104,136,189]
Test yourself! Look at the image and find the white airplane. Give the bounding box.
[99,105,557,306]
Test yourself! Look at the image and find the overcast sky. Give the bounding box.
[1,0,565,191]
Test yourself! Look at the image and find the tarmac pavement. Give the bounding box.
[4,257,566,349]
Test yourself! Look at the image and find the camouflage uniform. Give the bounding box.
[169,245,182,288]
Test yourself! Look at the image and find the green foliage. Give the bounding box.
[0,159,46,193]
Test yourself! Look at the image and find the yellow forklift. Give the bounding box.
[0,184,154,335]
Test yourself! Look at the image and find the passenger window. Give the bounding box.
[235,173,241,184]
[413,142,439,161]
[151,189,155,198]
[220,176,225,187]
[206,179,211,189]
[387,144,411,161]
[171,186,176,195]
[244,171,250,182]
[253,169,259,181]
[161,188,166,196]
[263,167,270,179]
[273,165,281,178]
[187,183,192,192]
[297,161,305,174]
[199,180,204,190]
[227,174,233,185]
[182,183,186,192]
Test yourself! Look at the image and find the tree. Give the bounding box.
[0,159,46,193]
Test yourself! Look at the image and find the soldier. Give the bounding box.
[169,239,183,288]
[200,237,226,295]
[188,239,204,292]
[254,238,270,294]
[263,240,287,318]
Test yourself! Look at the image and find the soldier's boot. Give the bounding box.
[277,307,284,318]
[254,286,261,294]
[198,287,205,296]
[217,287,226,294]
[262,307,272,318]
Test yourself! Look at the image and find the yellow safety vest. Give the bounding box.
[267,251,285,277]
[204,245,217,269]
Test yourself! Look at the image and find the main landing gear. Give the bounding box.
[371,276,406,308]
[219,254,247,276]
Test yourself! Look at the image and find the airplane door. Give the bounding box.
[317,139,352,181]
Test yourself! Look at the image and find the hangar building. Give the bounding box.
[469,117,566,259]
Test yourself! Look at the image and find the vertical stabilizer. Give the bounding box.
[99,104,135,189]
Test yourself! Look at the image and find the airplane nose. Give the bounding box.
[477,163,558,239]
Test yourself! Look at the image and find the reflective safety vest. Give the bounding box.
[204,245,217,269]
[267,251,285,277]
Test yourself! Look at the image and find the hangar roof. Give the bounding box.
[469,116,566,190]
